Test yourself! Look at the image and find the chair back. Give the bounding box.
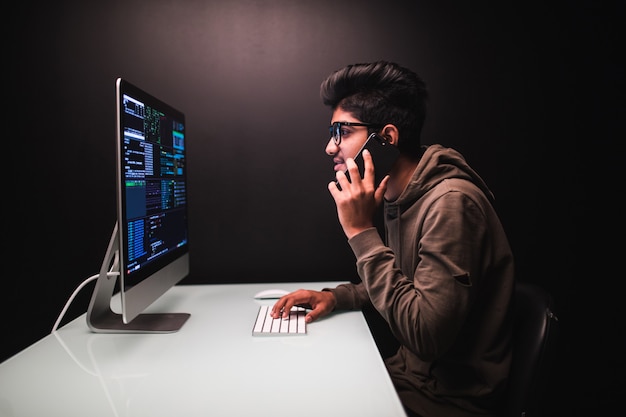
[503,281,559,417]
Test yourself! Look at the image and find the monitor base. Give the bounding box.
[89,311,190,333]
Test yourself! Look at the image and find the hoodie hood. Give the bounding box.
[391,144,495,209]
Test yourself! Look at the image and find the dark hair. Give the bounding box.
[320,61,428,154]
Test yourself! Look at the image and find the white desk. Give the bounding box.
[0,283,407,417]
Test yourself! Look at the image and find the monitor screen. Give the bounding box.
[87,78,190,333]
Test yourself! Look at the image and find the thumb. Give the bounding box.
[305,311,319,323]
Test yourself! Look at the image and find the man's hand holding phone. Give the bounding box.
[328,149,389,240]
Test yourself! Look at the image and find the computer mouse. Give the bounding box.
[253,288,290,299]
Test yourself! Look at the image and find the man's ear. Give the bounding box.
[381,125,400,146]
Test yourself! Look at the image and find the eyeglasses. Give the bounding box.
[329,121,382,145]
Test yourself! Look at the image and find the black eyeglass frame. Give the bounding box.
[329,121,383,145]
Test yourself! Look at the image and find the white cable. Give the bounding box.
[51,271,120,333]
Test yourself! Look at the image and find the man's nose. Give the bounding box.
[325,138,338,155]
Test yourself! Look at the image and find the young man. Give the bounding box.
[272,61,515,417]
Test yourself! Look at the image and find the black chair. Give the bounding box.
[502,281,559,417]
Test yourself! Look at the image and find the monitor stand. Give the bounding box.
[86,223,190,333]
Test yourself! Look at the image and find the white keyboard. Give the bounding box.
[252,305,307,336]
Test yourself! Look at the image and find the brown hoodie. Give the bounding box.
[328,144,515,417]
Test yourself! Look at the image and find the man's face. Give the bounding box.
[325,108,371,175]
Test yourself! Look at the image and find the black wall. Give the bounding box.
[8,1,623,415]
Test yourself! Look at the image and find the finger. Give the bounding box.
[329,170,349,198]
[328,180,340,197]
[362,149,375,181]
[271,294,294,317]
[375,174,390,203]
[345,157,362,184]
[282,299,298,318]
[305,310,319,323]
[304,302,331,322]
[281,300,296,318]
[270,298,285,317]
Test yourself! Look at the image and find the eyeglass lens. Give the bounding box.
[332,123,341,145]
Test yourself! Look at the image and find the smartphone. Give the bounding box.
[336,132,400,189]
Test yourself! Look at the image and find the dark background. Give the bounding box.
[7,1,623,415]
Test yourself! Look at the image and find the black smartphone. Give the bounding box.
[336,132,400,188]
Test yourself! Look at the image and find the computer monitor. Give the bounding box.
[86,78,190,333]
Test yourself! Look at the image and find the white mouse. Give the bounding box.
[253,288,289,299]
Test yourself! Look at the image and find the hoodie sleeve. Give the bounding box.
[324,281,371,310]
[348,189,491,360]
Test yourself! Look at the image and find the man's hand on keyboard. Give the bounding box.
[271,289,337,323]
